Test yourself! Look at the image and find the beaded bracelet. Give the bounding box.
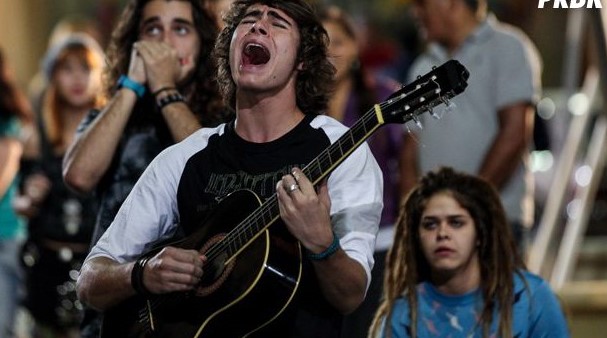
[157,92,185,110]
[117,75,146,98]
[306,231,341,261]
[131,256,153,296]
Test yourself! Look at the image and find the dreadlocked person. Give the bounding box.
[370,167,569,338]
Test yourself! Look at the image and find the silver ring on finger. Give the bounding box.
[288,183,300,193]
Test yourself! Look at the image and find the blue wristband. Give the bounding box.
[306,231,341,261]
[118,75,146,98]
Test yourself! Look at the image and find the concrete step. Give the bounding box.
[558,280,607,338]
[572,236,607,281]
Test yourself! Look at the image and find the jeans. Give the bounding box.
[0,239,23,338]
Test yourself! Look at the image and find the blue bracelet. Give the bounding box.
[306,231,340,261]
[117,75,146,98]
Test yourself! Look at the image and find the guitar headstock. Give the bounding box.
[380,60,469,125]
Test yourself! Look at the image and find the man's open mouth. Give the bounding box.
[242,43,271,66]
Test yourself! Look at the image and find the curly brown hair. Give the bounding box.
[370,167,526,338]
[213,0,335,115]
[105,0,224,125]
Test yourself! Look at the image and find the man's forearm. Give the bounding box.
[312,250,367,314]
[478,104,534,189]
[478,132,527,189]
[77,256,136,311]
[159,101,202,142]
[63,89,137,193]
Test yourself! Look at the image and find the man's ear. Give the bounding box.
[297,61,304,71]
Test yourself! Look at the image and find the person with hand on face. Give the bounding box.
[369,167,569,338]
[76,1,383,337]
[61,1,225,337]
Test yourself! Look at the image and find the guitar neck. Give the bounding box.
[219,59,470,261]
[302,107,385,185]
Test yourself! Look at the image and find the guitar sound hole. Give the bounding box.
[195,233,235,297]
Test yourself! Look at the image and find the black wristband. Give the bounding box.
[156,92,184,110]
[131,256,153,296]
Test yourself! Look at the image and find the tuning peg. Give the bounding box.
[404,124,423,147]
[412,115,423,130]
[429,107,440,119]
[442,99,456,115]
[428,98,456,120]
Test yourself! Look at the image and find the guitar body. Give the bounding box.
[101,190,302,338]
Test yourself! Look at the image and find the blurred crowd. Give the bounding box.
[0,0,570,338]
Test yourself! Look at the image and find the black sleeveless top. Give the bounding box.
[26,118,98,244]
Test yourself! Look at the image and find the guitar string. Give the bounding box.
[202,79,450,264]
[201,83,443,264]
[148,80,445,309]
[204,74,460,264]
[206,100,394,260]
[205,78,457,263]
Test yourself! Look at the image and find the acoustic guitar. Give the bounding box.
[100,59,469,338]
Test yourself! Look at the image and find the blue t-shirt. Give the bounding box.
[0,116,25,239]
[381,270,569,338]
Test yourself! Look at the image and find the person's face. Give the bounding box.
[418,192,480,279]
[229,4,301,94]
[323,20,358,83]
[139,0,201,81]
[412,0,453,44]
[54,54,101,108]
